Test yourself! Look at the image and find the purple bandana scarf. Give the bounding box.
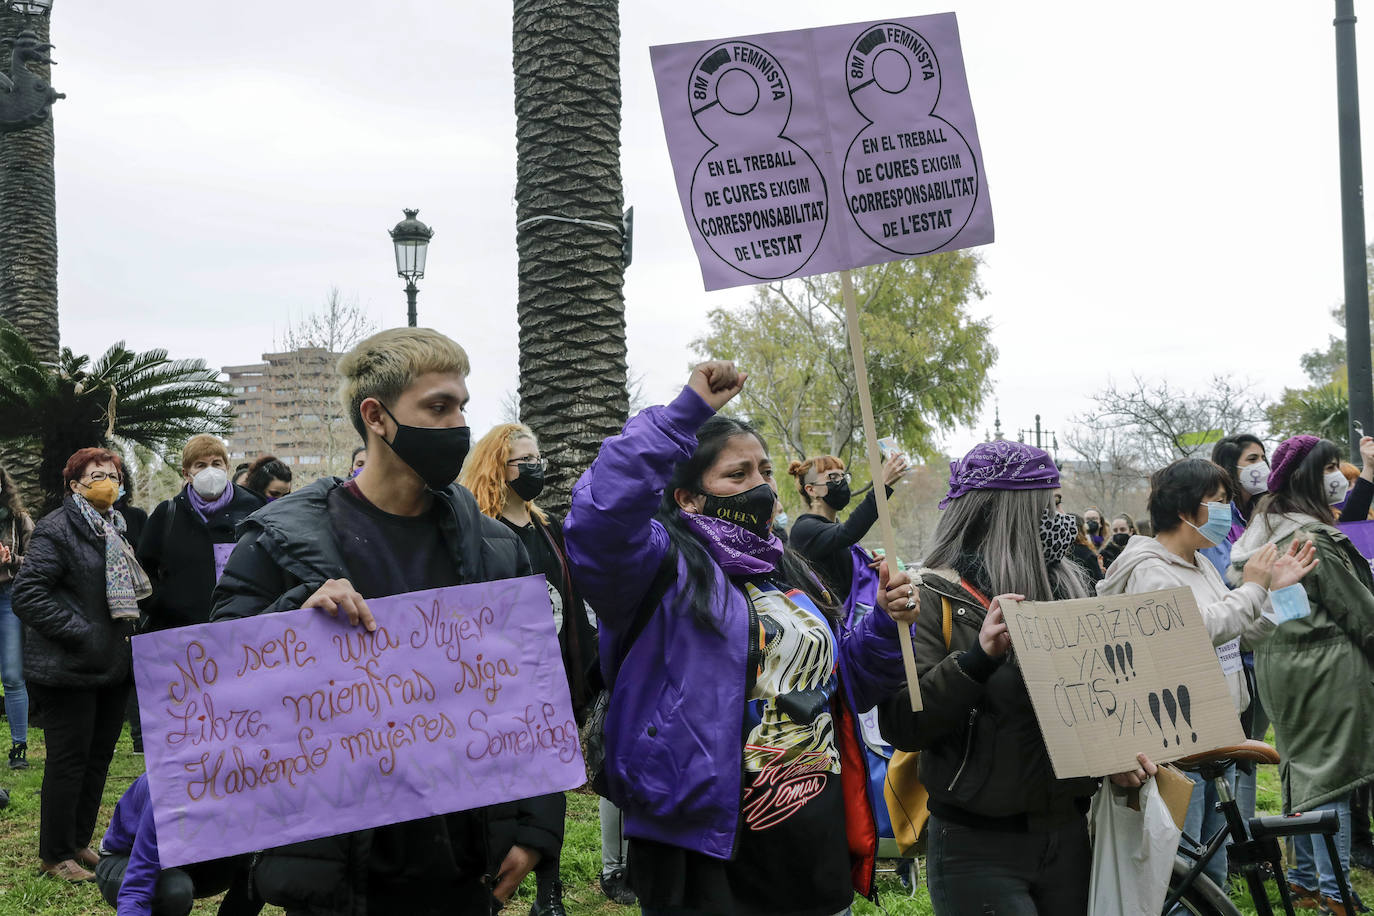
[187,481,235,523]
[681,511,783,576]
[941,440,1060,508]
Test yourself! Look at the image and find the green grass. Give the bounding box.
[0,727,1368,915]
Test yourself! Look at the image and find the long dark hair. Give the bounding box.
[655,415,836,631]
[1211,434,1265,507]
[0,463,27,519]
[1256,438,1342,523]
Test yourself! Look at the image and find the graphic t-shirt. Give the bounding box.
[629,580,853,916]
[732,581,851,913]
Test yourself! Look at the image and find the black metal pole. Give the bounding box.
[1336,0,1372,460]
[406,281,418,328]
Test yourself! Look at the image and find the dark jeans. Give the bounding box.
[926,815,1091,916]
[29,682,128,863]
[1354,785,1372,847]
[95,852,261,916]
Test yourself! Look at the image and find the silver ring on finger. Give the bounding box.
[905,596,916,610]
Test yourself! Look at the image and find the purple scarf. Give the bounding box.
[680,511,783,576]
[187,481,235,523]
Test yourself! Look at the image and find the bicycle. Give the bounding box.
[1162,739,1359,916]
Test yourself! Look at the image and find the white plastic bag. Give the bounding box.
[1088,779,1182,916]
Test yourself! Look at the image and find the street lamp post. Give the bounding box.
[1334,1,1372,461]
[389,208,433,328]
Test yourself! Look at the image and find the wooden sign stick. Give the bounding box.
[839,268,923,711]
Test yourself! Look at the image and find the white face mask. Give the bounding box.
[1324,469,1349,505]
[191,466,229,500]
[1237,461,1270,497]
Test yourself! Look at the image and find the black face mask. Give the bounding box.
[379,403,471,492]
[820,480,851,511]
[1112,532,1130,546]
[1086,519,1101,534]
[509,466,545,502]
[700,482,776,537]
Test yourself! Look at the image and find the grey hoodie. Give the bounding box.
[1098,534,1274,713]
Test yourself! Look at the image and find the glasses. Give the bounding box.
[81,471,122,484]
[818,472,851,486]
[507,457,547,472]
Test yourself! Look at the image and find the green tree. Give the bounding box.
[1266,380,1350,455]
[0,320,230,515]
[693,254,995,467]
[513,0,627,518]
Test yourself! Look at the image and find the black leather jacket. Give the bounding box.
[209,477,553,915]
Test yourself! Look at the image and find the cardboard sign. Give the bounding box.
[1005,587,1245,779]
[132,576,584,867]
[650,13,993,291]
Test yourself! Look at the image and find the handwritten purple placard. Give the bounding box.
[132,575,584,868]
[650,13,993,291]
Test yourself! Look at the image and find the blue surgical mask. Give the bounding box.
[1265,583,1312,625]
[1187,501,1233,546]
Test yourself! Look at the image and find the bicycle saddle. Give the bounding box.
[1175,739,1280,769]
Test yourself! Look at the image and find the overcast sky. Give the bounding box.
[43,1,1374,461]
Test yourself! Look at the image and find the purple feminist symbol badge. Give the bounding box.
[842,23,980,255]
[687,42,828,280]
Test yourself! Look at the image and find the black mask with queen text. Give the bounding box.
[700,482,776,538]
[380,403,471,492]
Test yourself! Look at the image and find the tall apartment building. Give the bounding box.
[223,348,352,476]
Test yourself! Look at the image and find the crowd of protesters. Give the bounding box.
[0,333,1371,916]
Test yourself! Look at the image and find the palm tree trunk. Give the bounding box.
[0,7,59,512]
[513,0,627,518]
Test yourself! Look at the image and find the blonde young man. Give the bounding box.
[210,328,544,916]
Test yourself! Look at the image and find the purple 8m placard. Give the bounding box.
[650,13,994,291]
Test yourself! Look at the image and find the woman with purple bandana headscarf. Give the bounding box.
[878,441,1159,916]
[564,361,920,916]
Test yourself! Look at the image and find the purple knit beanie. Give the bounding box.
[941,441,1060,509]
[1267,435,1321,493]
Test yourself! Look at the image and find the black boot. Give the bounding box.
[528,877,567,916]
[600,868,637,906]
[7,741,27,770]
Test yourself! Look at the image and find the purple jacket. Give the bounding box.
[102,774,159,916]
[563,387,910,861]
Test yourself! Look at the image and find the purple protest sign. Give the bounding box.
[1339,520,1374,561]
[650,13,993,291]
[132,575,584,868]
